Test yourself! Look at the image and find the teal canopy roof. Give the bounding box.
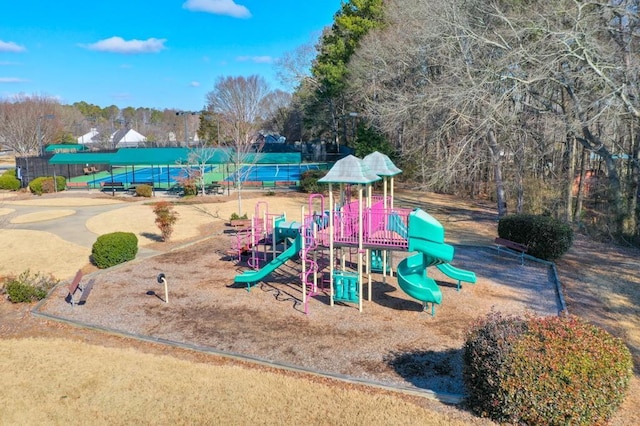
[48,153,115,165]
[318,155,381,185]
[110,148,190,165]
[45,144,89,153]
[363,151,402,176]
[49,147,235,166]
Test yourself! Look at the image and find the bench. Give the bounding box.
[101,181,125,192]
[229,218,251,229]
[205,183,225,195]
[66,270,95,306]
[166,184,184,196]
[494,237,529,265]
[66,181,89,190]
[129,181,154,189]
[275,181,297,188]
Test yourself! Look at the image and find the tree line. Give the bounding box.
[0,83,291,156]
[3,0,638,242]
[278,0,640,243]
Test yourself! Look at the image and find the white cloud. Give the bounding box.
[0,40,26,53]
[0,77,28,83]
[236,55,273,64]
[189,81,201,87]
[111,92,133,101]
[83,37,167,54]
[183,0,251,19]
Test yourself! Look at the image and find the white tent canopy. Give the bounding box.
[77,128,100,144]
[111,128,147,148]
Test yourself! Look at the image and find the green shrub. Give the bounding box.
[229,212,248,221]
[300,169,328,193]
[498,214,574,260]
[464,313,633,425]
[0,173,20,190]
[1,270,59,303]
[28,176,66,195]
[463,312,528,421]
[55,176,66,191]
[91,232,138,269]
[135,184,153,197]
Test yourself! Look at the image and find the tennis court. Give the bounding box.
[225,164,323,182]
[90,165,218,187]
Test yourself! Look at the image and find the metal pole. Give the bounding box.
[37,118,42,157]
[184,114,188,146]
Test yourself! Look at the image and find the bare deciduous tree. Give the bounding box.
[0,94,60,155]
[205,75,271,214]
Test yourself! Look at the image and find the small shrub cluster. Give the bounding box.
[91,232,138,269]
[498,213,573,260]
[135,184,153,197]
[229,212,248,221]
[28,176,66,195]
[183,182,197,196]
[0,169,21,190]
[153,201,179,241]
[300,169,328,193]
[1,270,59,303]
[463,312,633,425]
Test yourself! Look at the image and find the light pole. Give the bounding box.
[176,111,199,146]
[37,114,55,156]
[348,112,358,144]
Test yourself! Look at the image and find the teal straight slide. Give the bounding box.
[395,209,475,314]
[436,263,477,290]
[234,233,301,288]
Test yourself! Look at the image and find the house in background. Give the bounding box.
[77,128,100,144]
[111,128,147,148]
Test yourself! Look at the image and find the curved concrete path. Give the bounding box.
[2,198,157,252]
[0,195,162,279]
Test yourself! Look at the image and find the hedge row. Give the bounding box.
[497,214,574,260]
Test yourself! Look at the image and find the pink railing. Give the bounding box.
[322,204,410,249]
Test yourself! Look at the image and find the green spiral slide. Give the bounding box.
[396,209,475,315]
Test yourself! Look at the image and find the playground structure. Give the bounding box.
[233,152,476,315]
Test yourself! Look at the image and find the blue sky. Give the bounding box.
[0,0,342,111]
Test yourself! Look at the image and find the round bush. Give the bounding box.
[91,232,138,269]
[135,184,153,197]
[498,214,573,260]
[463,312,528,421]
[28,176,66,195]
[464,313,633,425]
[0,173,21,191]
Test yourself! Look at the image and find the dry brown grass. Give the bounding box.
[0,338,470,425]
